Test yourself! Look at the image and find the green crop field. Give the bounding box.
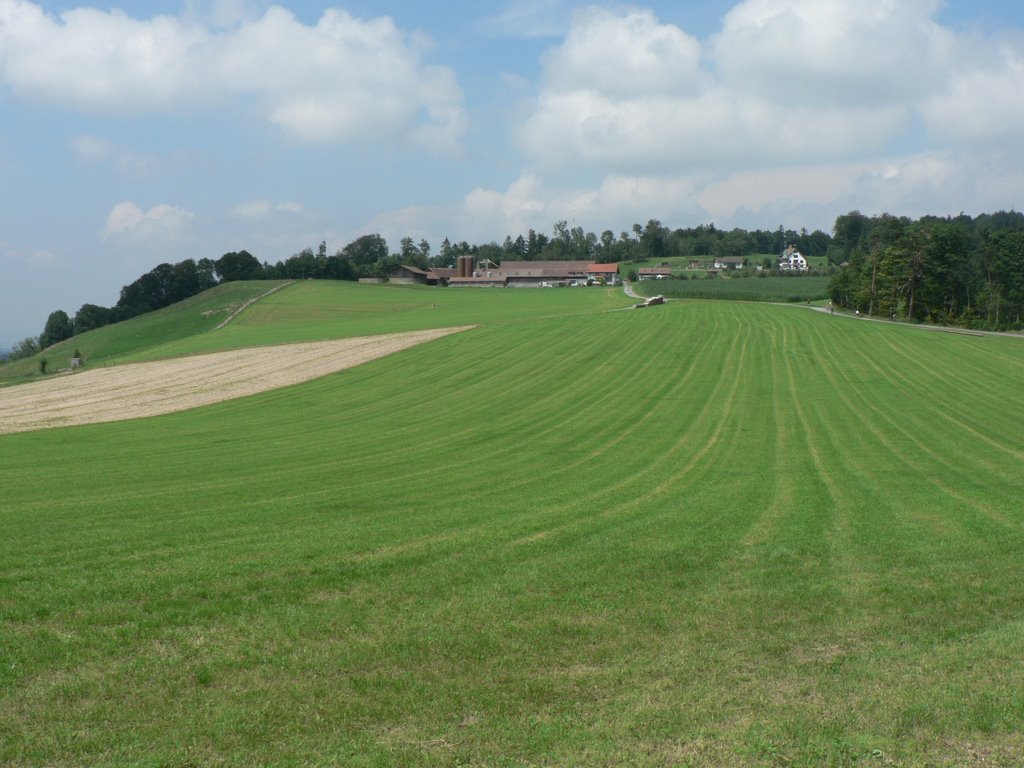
[3,284,1024,766]
[637,275,832,304]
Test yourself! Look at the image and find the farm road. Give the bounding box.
[808,304,1024,339]
[0,327,471,435]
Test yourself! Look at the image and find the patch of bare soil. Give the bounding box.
[0,327,471,435]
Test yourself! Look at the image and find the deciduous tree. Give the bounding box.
[40,310,73,348]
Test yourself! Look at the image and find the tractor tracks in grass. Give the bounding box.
[214,280,295,330]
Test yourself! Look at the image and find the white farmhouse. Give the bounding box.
[779,245,808,271]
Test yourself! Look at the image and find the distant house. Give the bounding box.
[688,259,704,269]
[637,266,674,280]
[587,263,619,284]
[712,257,746,270]
[778,246,808,272]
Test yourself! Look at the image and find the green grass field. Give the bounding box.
[636,275,831,303]
[0,282,290,386]
[3,283,1024,766]
[628,253,830,278]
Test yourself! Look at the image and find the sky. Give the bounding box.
[2,0,1024,344]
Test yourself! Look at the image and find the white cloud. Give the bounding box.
[575,174,706,229]
[365,205,446,249]
[710,0,953,106]
[0,2,207,110]
[401,173,708,245]
[520,4,928,172]
[837,152,992,220]
[214,7,464,148]
[523,87,908,171]
[697,163,871,221]
[711,150,1024,231]
[514,0,1024,230]
[0,1,465,148]
[103,201,194,241]
[543,7,701,99]
[460,174,547,239]
[70,135,160,177]
[183,0,270,29]
[230,199,273,220]
[27,248,56,267]
[230,199,307,220]
[482,0,569,39]
[921,45,1024,143]
[70,135,112,161]
[0,240,57,268]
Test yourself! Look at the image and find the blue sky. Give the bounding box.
[2,0,1024,344]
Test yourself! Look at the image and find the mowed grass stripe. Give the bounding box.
[807,329,1020,578]
[327,307,748,559]
[3,300,1024,766]
[864,326,1024,459]
[804,317,1024,540]
[3,306,743,592]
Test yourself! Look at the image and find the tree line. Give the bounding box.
[10,221,836,358]
[449,220,832,265]
[8,209,1023,359]
[827,210,1024,329]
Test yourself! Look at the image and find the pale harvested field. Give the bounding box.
[0,327,470,434]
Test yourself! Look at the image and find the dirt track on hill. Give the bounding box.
[0,328,471,435]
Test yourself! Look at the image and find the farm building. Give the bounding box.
[401,259,617,288]
[638,266,675,280]
[389,265,436,285]
[389,265,457,286]
[587,263,619,284]
[712,257,746,270]
[778,246,809,271]
[448,275,507,287]
[430,267,457,285]
[499,260,592,286]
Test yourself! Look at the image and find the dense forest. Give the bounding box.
[7,210,1024,359]
[827,210,1024,329]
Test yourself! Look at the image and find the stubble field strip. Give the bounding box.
[0,328,472,435]
[3,298,1024,766]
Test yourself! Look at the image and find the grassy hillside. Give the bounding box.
[0,281,289,386]
[141,280,632,358]
[1,280,631,384]
[2,297,1024,766]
